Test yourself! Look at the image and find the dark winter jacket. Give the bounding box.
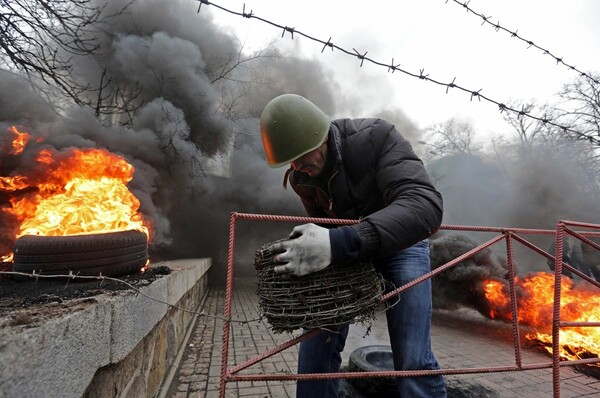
[289,118,443,261]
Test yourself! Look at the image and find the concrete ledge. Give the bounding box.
[0,259,211,398]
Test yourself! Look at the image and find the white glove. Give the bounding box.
[268,223,332,276]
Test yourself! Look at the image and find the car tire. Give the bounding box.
[347,345,400,396]
[12,230,148,278]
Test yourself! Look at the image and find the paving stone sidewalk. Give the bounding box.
[167,278,600,398]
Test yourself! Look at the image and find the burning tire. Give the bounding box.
[12,230,148,278]
[347,345,399,396]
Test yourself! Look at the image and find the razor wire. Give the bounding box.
[196,0,600,146]
[447,0,600,86]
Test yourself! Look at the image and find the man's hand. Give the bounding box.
[268,223,332,276]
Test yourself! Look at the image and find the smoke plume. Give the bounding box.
[0,0,421,285]
[428,232,508,315]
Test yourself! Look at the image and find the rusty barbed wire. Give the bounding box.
[447,0,600,86]
[195,0,600,145]
[254,239,385,333]
[0,270,261,324]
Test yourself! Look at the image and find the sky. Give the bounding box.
[208,0,600,144]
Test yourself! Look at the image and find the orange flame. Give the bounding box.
[8,126,30,155]
[1,127,151,261]
[483,273,600,364]
[0,176,30,191]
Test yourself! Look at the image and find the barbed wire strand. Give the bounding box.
[0,270,261,324]
[196,0,600,145]
[448,0,600,86]
[1,268,398,330]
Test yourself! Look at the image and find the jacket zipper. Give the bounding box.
[326,167,339,211]
[295,182,331,209]
[295,166,339,212]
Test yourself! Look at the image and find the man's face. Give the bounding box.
[291,144,327,177]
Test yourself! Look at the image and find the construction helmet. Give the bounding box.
[260,94,330,168]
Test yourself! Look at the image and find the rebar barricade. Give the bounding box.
[219,213,600,398]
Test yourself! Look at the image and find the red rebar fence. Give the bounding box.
[219,213,600,398]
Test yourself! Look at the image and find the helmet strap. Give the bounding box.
[282,165,294,190]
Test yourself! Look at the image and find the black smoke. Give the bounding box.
[425,142,600,314]
[429,232,509,316]
[0,0,422,285]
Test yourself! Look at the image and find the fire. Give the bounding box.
[8,126,30,155]
[1,126,151,260]
[483,273,600,364]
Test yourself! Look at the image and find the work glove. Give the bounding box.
[268,223,332,276]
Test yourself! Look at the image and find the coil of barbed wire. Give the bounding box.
[254,239,386,333]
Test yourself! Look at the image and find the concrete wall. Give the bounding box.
[0,259,211,398]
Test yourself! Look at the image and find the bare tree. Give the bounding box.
[0,0,113,102]
[1,0,279,159]
[421,118,479,161]
[557,73,600,144]
[495,98,600,197]
[503,102,542,153]
[213,48,279,121]
[498,101,562,162]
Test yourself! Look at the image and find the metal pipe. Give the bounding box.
[551,222,565,397]
[505,232,523,368]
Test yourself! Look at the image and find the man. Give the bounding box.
[259,93,447,397]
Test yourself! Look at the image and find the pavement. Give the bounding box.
[166,277,600,398]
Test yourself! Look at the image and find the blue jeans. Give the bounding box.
[296,240,447,398]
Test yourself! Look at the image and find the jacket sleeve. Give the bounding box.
[350,120,443,259]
